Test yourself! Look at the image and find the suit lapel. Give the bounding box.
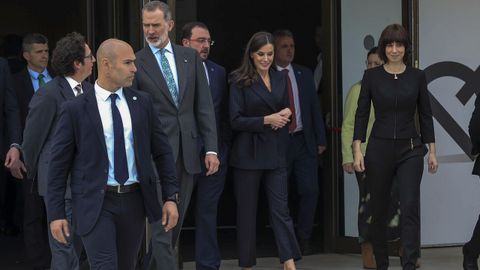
[251,77,277,111]
[21,69,35,98]
[123,88,140,140]
[81,80,94,95]
[205,61,216,96]
[173,45,188,105]
[292,66,307,110]
[84,90,108,157]
[58,77,77,101]
[139,47,177,107]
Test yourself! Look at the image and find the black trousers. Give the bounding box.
[365,137,427,270]
[22,177,51,268]
[233,167,301,267]
[465,214,480,257]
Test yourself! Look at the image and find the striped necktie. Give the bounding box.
[38,74,46,87]
[74,84,82,97]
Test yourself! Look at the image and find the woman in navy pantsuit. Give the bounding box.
[229,31,301,270]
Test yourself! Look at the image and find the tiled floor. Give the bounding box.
[183,247,463,270]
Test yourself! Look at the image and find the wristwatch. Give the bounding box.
[10,143,22,151]
[164,193,179,204]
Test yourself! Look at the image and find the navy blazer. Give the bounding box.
[46,87,178,236]
[202,60,230,164]
[229,70,289,170]
[22,77,93,197]
[290,64,327,155]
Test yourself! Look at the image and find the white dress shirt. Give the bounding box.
[94,82,138,186]
[28,68,52,92]
[65,76,84,96]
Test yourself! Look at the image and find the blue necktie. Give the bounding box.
[110,94,129,185]
[159,48,179,106]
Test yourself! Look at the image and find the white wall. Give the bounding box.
[419,0,480,246]
[340,0,402,237]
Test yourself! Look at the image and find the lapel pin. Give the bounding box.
[184,59,188,63]
[133,96,137,101]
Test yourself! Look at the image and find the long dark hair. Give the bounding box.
[229,31,274,88]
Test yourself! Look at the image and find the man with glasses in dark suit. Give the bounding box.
[22,32,95,270]
[181,21,230,270]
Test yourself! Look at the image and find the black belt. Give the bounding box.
[290,130,304,137]
[105,183,140,194]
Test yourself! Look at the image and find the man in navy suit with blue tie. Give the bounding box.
[181,22,230,270]
[47,39,179,270]
[273,29,327,255]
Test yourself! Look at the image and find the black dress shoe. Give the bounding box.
[463,245,479,270]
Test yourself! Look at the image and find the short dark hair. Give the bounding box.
[51,32,86,76]
[378,24,410,63]
[272,29,294,42]
[142,1,172,21]
[22,33,48,52]
[367,46,378,57]
[180,21,208,41]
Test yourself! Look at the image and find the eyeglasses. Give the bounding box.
[189,38,214,46]
[84,53,94,60]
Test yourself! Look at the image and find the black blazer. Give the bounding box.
[46,87,178,236]
[229,70,289,170]
[354,66,435,143]
[13,68,34,132]
[0,58,21,157]
[469,94,480,176]
[13,67,55,132]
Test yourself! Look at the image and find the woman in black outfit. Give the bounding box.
[229,31,301,270]
[353,24,438,270]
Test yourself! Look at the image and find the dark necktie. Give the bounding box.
[74,84,82,97]
[38,74,46,87]
[110,94,129,185]
[283,69,297,133]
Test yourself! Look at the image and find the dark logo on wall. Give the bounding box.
[424,61,480,160]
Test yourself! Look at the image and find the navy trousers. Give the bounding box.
[287,133,319,241]
[81,190,145,270]
[233,167,301,267]
[194,164,227,270]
